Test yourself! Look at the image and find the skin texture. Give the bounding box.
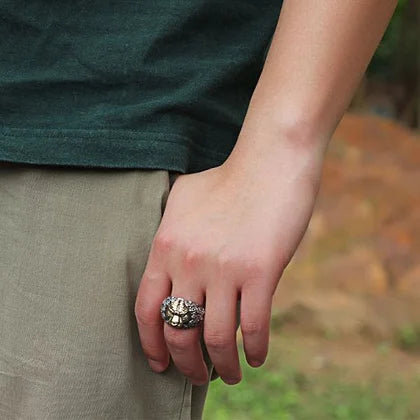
[135,0,398,386]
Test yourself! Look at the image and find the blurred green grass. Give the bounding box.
[203,339,420,420]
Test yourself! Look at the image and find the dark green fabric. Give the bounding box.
[0,1,282,174]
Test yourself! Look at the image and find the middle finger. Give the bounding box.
[204,281,241,385]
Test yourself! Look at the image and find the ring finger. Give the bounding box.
[163,282,208,386]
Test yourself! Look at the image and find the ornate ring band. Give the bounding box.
[160,296,205,329]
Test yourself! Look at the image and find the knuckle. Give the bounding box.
[153,232,175,253]
[142,344,163,360]
[243,257,267,278]
[216,252,239,273]
[204,332,232,352]
[134,305,159,327]
[181,247,205,270]
[165,330,191,351]
[241,321,264,336]
[140,271,159,285]
[216,252,267,278]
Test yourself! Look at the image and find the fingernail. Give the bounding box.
[249,359,264,367]
[148,359,166,372]
[223,377,241,385]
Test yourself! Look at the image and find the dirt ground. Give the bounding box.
[272,113,420,344]
[266,330,420,383]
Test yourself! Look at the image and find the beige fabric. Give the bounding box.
[0,163,214,420]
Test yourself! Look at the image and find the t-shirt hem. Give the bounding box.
[0,127,231,174]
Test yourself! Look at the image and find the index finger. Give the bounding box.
[134,264,172,372]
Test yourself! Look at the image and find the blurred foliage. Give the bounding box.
[204,342,420,420]
[356,0,419,128]
[397,325,420,353]
[368,0,416,82]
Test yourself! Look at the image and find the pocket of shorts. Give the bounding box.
[169,170,181,189]
[161,170,181,217]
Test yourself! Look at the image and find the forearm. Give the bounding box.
[228,0,398,165]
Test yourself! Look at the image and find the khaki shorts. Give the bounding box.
[0,163,217,420]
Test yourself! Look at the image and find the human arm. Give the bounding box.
[134,0,398,386]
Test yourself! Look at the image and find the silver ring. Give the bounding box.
[160,296,205,329]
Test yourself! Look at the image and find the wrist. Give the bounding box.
[222,125,326,201]
[226,115,329,174]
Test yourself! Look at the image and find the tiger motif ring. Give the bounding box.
[160,296,205,329]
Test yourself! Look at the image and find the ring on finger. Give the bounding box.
[161,296,205,329]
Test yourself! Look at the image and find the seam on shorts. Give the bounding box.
[178,377,190,420]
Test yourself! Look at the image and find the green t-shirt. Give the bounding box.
[0,1,282,173]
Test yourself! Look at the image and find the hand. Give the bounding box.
[134,143,324,386]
